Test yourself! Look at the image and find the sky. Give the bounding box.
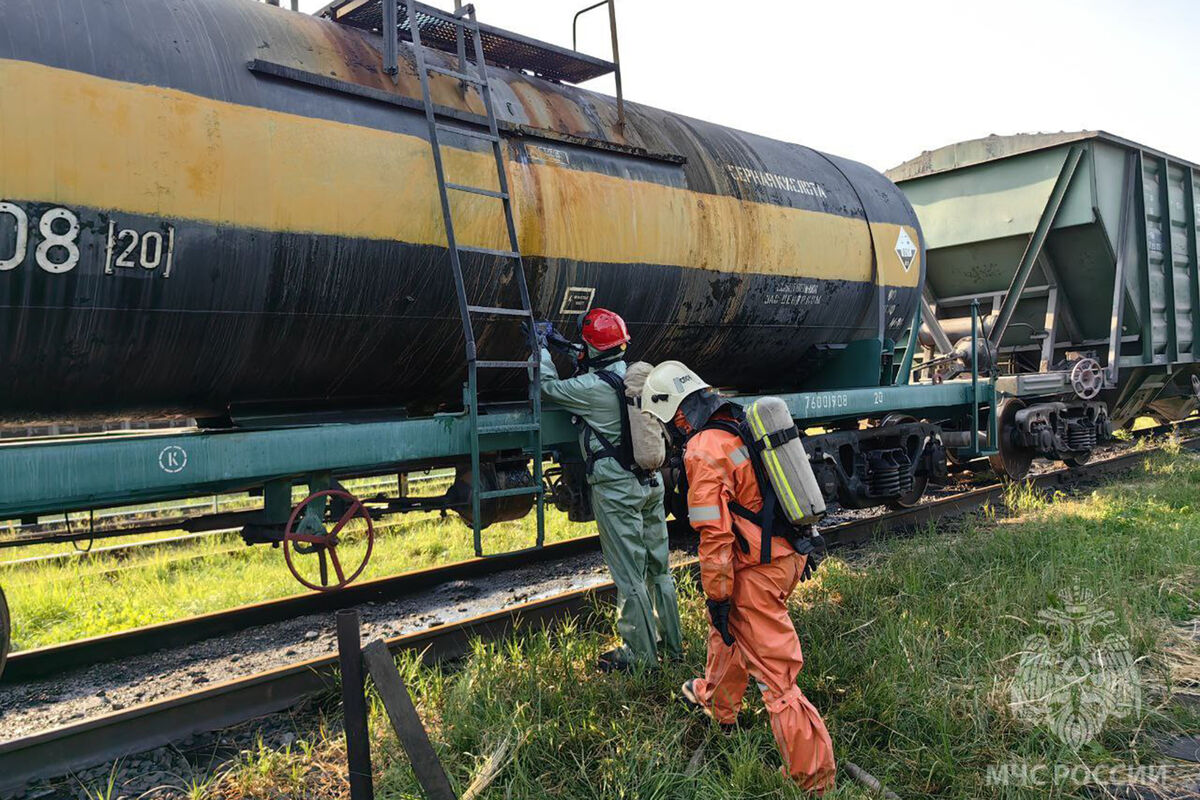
[297,0,1200,171]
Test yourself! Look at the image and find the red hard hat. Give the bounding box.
[580,308,630,351]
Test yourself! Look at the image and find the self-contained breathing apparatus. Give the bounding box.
[680,401,827,580]
[539,321,658,487]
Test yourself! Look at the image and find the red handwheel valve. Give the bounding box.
[283,489,374,591]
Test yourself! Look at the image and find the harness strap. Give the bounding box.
[583,368,654,486]
[682,410,823,576]
[702,416,774,564]
[582,425,624,473]
[756,425,800,451]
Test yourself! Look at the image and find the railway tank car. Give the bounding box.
[0,0,922,424]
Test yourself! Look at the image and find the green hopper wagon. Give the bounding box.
[891,132,1200,467]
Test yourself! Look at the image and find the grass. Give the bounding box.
[135,446,1199,800]
[3,474,592,650]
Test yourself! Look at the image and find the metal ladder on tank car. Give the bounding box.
[403,1,544,557]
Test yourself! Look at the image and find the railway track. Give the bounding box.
[1,437,1191,793]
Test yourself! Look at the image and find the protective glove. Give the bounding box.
[793,528,826,582]
[522,320,554,350]
[706,598,735,646]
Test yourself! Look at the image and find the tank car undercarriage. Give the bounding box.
[0,356,1121,680]
[0,368,1110,571]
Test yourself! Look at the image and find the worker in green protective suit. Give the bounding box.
[537,308,683,672]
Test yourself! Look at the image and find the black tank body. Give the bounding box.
[0,0,923,423]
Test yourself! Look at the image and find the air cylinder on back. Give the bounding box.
[745,397,826,526]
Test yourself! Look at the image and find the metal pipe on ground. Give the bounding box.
[843,761,901,800]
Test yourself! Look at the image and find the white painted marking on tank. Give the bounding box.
[0,202,29,271]
[103,219,116,275]
[163,226,176,279]
[895,229,917,271]
[158,446,188,474]
[726,165,828,199]
[559,286,595,315]
[34,207,80,274]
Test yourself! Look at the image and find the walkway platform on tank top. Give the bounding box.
[324,0,615,84]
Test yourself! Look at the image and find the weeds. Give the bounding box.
[29,450,1200,798]
[198,448,1200,799]
[75,761,121,800]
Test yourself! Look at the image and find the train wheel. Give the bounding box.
[887,475,929,510]
[1063,451,1090,469]
[0,585,9,678]
[283,490,374,592]
[988,399,1034,481]
[881,414,929,509]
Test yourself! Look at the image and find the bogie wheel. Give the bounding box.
[887,475,929,510]
[988,398,1035,481]
[0,585,9,678]
[283,489,374,592]
[1063,451,1090,469]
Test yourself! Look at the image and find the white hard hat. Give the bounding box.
[641,361,710,423]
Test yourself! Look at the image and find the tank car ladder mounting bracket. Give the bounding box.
[398,0,545,558]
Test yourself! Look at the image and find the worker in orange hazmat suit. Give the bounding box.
[641,361,836,794]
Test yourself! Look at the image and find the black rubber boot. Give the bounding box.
[596,648,634,673]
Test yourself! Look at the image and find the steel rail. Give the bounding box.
[1,438,1192,791]
[1,534,602,683]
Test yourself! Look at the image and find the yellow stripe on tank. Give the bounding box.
[0,59,919,286]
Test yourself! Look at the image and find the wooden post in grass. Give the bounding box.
[337,610,375,800]
[362,639,457,800]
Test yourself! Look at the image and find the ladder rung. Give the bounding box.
[467,305,530,317]
[447,183,507,199]
[477,422,541,434]
[425,64,484,84]
[476,359,536,369]
[434,123,498,143]
[458,245,520,259]
[479,485,542,500]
